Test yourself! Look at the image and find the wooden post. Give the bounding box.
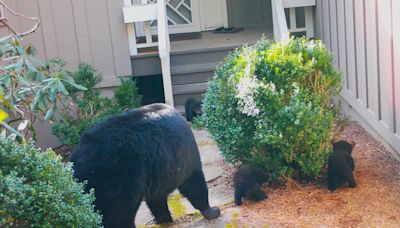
[157,0,174,106]
[305,6,314,37]
[272,0,289,41]
[124,0,138,55]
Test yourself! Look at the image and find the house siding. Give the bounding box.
[315,0,400,156]
[0,0,132,87]
[0,0,132,148]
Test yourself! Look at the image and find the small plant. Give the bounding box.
[0,139,102,227]
[203,37,342,180]
[52,63,142,147]
[191,116,205,130]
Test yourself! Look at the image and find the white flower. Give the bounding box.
[265,82,276,93]
[236,76,260,117]
[292,82,300,96]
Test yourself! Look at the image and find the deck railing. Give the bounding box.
[123,0,174,106]
[272,0,316,41]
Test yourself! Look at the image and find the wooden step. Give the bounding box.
[175,105,185,114]
[171,62,217,75]
[171,62,216,86]
[172,82,208,96]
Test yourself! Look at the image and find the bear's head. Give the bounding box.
[332,140,356,154]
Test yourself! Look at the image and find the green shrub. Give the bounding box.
[0,139,102,227]
[0,36,85,140]
[52,64,142,146]
[202,37,342,180]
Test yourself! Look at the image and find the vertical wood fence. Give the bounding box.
[315,0,400,155]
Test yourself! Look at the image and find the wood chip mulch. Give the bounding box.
[233,121,400,227]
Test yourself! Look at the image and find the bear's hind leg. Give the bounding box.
[247,184,267,202]
[146,196,173,225]
[179,169,220,220]
[234,189,243,206]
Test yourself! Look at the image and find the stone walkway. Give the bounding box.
[134,129,238,227]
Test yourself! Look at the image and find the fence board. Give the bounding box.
[364,0,379,118]
[336,0,348,90]
[329,0,338,68]
[393,0,400,135]
[314,0,323,39]
[321,0,331,50]
[344,0,356,97]
[354,0,368,107]
[377,0,394,131]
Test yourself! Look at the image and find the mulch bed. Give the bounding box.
[233,121,400,227]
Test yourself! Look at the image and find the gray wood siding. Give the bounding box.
[1,0,132,87]
[315,0,400,155]
[0,0,132,149]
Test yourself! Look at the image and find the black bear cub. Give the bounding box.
[70,103,219,228]
[327,140,357,192]
[185,98,202,122]
[234,167,268,206]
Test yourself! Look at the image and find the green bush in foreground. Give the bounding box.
[0,139,102,227]
[203,37,342,180]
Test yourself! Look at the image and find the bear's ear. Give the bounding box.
[349,140,356,150]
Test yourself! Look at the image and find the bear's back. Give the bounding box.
[70,103,200,197]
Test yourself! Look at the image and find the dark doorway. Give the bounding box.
[134,75,165,105]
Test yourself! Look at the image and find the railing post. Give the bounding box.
[305,6,314,37]
[272,0,289,41]
[124,0,138,55]
[157,0,174,106]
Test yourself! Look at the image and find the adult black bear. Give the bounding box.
[69,103,220,228]
[327,140,356,192]
[185,98,202,122]
[233,167,268,206]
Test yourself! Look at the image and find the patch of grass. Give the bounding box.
[167,194,187,220]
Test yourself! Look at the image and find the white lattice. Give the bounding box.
[150,0,193,26]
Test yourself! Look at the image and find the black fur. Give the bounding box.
[233,167,268,206]
[185,98,202,122]
[327,140,356,192]
[69,103,220,228]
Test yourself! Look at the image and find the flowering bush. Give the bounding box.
[202,37,342,179]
